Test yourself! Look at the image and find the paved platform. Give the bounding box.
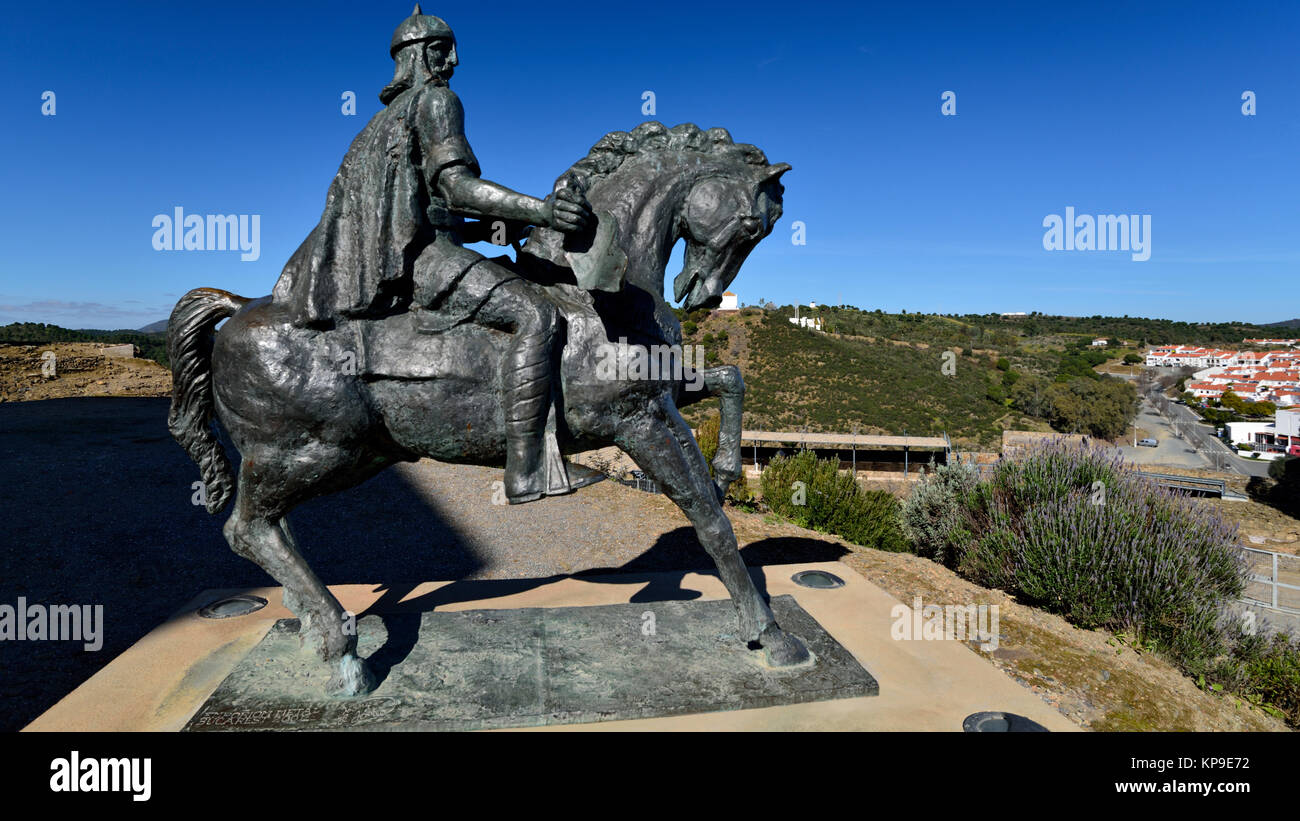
[24,561,1080,732]
[185,596,877,731]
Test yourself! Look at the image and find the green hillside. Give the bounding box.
[677,306,1155,451]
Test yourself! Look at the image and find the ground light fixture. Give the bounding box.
[197,594,269,619]
[791,570,846,589]
[963,711,1050,732]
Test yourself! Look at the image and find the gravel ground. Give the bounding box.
[0,397,846,732]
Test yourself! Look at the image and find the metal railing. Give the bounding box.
[618,475,661,494]
[1240,546,1300,615]
[1135,471,1226,497]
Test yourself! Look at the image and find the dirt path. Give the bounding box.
[0,343,170,402]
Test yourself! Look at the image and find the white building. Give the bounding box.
[1224,421,1276,449]
[718,291,738,311]
[1226,408,1300,455]
[789,316,824,331]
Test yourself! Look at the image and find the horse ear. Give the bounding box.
[758,162,792,183]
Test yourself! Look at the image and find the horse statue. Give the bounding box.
[167,120,803,696]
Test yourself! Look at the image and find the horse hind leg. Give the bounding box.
[617,402,810,667]
[222,467,376,697]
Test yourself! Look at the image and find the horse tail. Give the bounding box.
[167,287,249,514]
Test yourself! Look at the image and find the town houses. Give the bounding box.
[1145,340,1300,406]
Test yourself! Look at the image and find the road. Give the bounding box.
[1138,389,1272,478]
[1117,398,1215,469]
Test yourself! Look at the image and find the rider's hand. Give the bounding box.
[548,183,593,234]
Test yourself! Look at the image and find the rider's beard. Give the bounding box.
[424,55,454,87]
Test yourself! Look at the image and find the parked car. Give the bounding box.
[1138,438,1158,447]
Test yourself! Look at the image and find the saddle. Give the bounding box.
[351,280,598,381]
[350,281,605,496]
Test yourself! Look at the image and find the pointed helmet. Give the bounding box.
[389,4,456,59]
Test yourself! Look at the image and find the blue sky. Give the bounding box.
[1,0,1295,329]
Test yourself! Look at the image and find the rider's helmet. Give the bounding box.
[390,4,457,60]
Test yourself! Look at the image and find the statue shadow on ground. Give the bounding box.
[0,398,486,730]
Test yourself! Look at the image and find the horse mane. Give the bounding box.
[560,122,771,190]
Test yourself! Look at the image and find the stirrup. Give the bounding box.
[540,428,606,496]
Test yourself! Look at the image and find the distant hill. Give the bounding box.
[1264,318,1300,329]
[0,323,169,368]
[138,319,169,334]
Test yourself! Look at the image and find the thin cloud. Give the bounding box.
[0,300,170,328]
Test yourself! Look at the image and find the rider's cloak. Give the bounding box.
[272,83,482,327]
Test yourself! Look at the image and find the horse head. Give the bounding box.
[672,158,790,311]
[524,122,790,314]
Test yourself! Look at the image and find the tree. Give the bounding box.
[1010,374,1051,417]
[1041,376,1137,439]
[1220,389,1247,415]
[986,381,1006,404]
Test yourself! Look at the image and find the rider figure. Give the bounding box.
[272,5,593,504]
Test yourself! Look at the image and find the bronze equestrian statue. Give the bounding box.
[168,5,801,696]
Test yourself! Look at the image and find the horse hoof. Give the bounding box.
[327,653,376,698]
[759,625,812,668]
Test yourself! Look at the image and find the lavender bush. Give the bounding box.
[902,440,1248,667]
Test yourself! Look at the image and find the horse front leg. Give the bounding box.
[616,400,809,667]
[677,364,745,499]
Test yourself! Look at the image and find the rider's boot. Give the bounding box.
[503,302,556,505]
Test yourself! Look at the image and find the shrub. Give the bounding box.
[900,458,979,566]
[903,440,1248,675]
[1194,630,1300,726]
[694,412,751,505]
[1267,456,1300,515]
[696,413,721,467]
[761,450,907,552]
